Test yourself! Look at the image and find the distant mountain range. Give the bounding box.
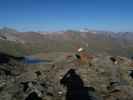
[0,27,133,57]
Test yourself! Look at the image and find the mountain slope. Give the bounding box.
[0,27,133,57]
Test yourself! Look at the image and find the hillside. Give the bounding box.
[0,27,133,57]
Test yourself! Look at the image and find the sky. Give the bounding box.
[0,0,133,32]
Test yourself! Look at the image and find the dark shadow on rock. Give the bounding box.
[0,52,24,64]
[60,69,97,100]
[0,68,12,76]
[20,82,29,92]
[128,70,133,79]
[75,54,81,60]
[25,92,42,100]
[110,57,116,63]
[0,52,10,64]
[35,71,42,77]
[131,56,133,60]
[0,52,24,77]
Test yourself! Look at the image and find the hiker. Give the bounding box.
[25,92,42,100]
[60,69,98,100]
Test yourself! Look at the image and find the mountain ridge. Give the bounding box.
[0,27,133,57]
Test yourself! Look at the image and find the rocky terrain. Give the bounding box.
[1,27,133,100]
[0,51,133,100]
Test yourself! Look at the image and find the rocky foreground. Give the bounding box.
[0,52,133,100]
